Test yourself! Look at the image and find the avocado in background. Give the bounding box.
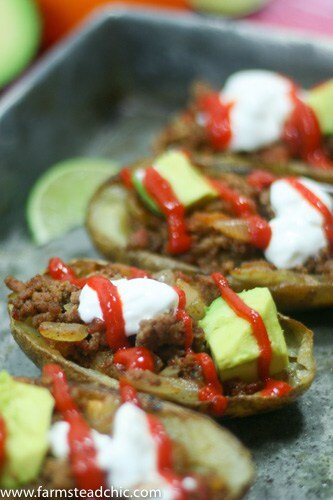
[200,287,289,382]
[189,0,269,16]
[0,0,41,89]
[0,372,54,488]
[133,151,217,215]
[306,79,333,135]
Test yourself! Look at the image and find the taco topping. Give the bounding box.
[0,371,54,489]
[283,90,333,169]
[48,369,193,499]
[44,364,106,491]
[265,177,333,268]
[201,274,291,396]
[78,277,179,342]
[198,70,294,153]
[6,260,298,419]
[143,167,191,255]
[193,353,228,416]
[114,347,155,371]
[194,70,333,169]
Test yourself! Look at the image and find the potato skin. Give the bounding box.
[16,377,254,499]
[8,260,315,419]
[86,162,333,311]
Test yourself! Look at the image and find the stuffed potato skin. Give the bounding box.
[10,376,254,499]
[86,162,333,311]
[8,260,315,418]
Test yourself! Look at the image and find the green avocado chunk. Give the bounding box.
[306,79,333,135]
[0,0,41,89]
[0,372,54,488]
[200,287,289,382]
[133,150,217,215]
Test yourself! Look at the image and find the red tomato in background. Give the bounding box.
[36,0,190,47]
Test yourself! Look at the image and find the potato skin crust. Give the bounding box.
[12,377,254,499]
[8,260,315,419]
[86,161,333,311]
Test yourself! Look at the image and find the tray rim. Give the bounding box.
[1,6,333,121]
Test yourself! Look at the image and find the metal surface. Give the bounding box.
[0,8,332,499]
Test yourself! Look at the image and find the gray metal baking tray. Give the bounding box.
[0,7,332,499]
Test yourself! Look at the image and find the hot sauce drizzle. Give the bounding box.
[260,379,293,397]
[198,92,233,151]
[192,353,228,416]
[147,416,187,500]
[283,93,333,169]
[286,177,333,248]
[212,273,292,397]
[212,273,272,380]
[114,347,155,372]
[48,257,86,288]
[119,378,142,407]
[210,179,256,218]
[128,266,150,279]
[48,259,129,351]
[0,417,6,472]
[247,170,277,191]
[247,215,272,250]
[119,380,188,499]
[143,168,192,255]
[209,179,272,249]
[86,276,129,352]
[43,364,105,491]
[174,287,193,353]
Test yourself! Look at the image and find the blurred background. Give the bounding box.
[1,0,333,93]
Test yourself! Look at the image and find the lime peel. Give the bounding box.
[27,158,119,245]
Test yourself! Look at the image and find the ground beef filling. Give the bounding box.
[5,269,274,398]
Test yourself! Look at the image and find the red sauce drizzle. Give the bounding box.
[247,170,277,191]
[143,168,192,255]
[198,92,233,151]
[147,415,187,500]
[209,179,272,249]
[129,266,150,278]
[114,347,155,372]
[48,259,129,352]
[119,380,189,499]
[247,215,272,250]
[43,364,105,491]
[286,177,333,248]
[212,273,292,397]
[119,378,142,407]
[261,379,293,397]
[48,257,86,288]
[212,273,272,380]
[174,287,193,353]
[86,275,129,352]
[192,353,228,416]
[283,92,333,169]
[120,167,134,189]
[0,417,6,472]
[209,179,256,218]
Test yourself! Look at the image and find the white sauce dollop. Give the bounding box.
[264,177,332,269]
[48,403,185,499]
[78,278,179,336]
[220,70,295,152]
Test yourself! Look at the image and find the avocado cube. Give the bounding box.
[200,288,289,382]
[306,79,333,135]
[0,372,54,488]
[133,151,217,214]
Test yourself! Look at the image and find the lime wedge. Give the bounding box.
[27,158,119,245]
